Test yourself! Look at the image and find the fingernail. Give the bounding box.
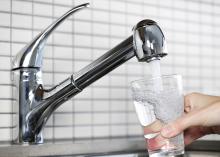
[161,125,175,137]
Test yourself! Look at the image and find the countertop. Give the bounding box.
[0,139,219,157]
[0,139,145,157]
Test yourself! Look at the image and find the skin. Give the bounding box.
[144,92,220,147]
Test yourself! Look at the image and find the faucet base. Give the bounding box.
[12,133,43,145]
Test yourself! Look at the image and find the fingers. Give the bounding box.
[184,126,212,145]
[143,120,167,150]
[184,92,220,112]
[184,94,194,113]
[184,126,220,145]
[161,102,220,138]
[144,120,163,135]
[146,134,169,150]
[161,108,206,138]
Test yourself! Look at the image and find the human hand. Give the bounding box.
[161,92,220,145]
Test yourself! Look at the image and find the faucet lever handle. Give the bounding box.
[12,3,90,70]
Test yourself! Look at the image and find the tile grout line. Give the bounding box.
[108,0,111,139]
[71,0,75,143]
[10,0,13,142]
[52,0,55,143]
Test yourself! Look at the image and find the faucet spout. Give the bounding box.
[12,3,167,144]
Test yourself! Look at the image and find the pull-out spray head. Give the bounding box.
[133,19,167,62]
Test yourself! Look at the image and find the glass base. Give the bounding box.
[149,148,184,157]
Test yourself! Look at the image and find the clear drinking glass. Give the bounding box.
[131,75,184,157]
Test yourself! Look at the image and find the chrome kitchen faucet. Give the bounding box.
[11,3,167,144]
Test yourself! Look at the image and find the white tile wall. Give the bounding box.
[0,0,220,144]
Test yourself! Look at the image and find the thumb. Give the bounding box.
[160,107,207,138]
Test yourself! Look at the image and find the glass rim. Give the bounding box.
[131,74,182,85]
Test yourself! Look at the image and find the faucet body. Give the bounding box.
[11,3,167,144]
